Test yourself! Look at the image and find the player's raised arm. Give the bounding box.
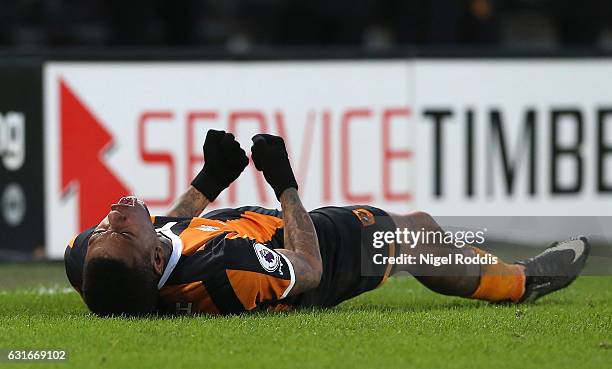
[166,130,248,217]
[166,186,210,217]
[251,134,322,295]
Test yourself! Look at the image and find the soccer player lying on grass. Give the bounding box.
[64,130,590,317]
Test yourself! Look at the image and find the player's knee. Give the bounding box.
[406,211,441,232]
[408,210,431,220]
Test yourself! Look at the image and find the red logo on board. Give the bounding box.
[60,79,130,231]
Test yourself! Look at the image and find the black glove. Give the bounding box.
[191,130,248,201]
[251,134,298,200]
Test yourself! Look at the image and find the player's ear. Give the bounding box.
[152,243,166,276]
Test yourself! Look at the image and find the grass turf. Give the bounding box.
[0,263,610,369]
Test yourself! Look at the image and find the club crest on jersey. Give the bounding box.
[253,243,281,272]
[352,208,375,227]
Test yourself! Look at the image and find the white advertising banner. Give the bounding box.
[44,62,415,257]
[44,60,612,258]
[413,60,612,216]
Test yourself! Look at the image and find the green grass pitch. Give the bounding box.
[0,263,610,369]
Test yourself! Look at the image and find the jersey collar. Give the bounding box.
[155,222,183,289]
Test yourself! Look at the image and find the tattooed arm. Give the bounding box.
[249,133,321,295]
[276,188,322,296]
[165,186,211,217]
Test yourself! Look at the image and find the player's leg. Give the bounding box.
[387,211,479,296]
[388,211,524,301]
[388,211,590,303]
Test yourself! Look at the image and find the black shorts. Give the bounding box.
[289,205,397,308]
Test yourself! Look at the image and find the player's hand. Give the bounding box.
[251,134,298,200]
[191,129,249,201]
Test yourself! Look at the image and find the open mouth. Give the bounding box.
[117,196,146,207]
[115,196,150,215]
[117,196,138,206]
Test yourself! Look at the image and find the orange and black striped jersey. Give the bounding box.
[65,205,396,315]
[65,206,295,315]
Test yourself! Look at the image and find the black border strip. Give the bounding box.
[1,45,612,62]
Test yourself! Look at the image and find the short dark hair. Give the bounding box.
[82,257,159,317]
